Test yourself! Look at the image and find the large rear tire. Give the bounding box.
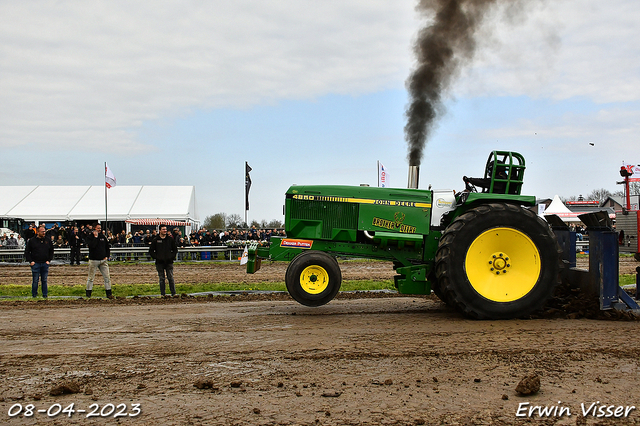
[285,251,342,307]
[435,203,559,319]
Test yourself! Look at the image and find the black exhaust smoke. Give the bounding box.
[405,0,506,166]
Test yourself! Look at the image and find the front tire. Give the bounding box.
[285,251,342,307]
[435,203,559,319]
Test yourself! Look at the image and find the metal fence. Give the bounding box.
[0,246,245,263]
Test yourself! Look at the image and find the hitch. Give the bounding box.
[549,212,640,313]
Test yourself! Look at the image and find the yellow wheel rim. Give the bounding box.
[299,265,330,294]
[465,227,541,302]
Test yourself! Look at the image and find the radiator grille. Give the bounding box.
[290,199,359,239]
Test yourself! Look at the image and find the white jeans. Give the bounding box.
[86,259,111,290]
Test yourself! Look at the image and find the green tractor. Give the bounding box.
[246,151,560,319]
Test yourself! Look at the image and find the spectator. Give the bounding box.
[201,230,213,246]
[67,226,82,265]
[54,235,66,248]
[46,223,60,242]
[149,225,178,297]
[17,234,26,250]
[24,223,37,240]
[24,225,54,298]
[85,223,112,298]
[82,224,93,246]
[6,234,19,248]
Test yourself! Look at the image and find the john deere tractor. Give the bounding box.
[246,151,560,319]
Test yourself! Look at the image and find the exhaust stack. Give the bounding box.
[407,166,419,189]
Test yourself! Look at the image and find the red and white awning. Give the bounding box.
[125,219,191,226]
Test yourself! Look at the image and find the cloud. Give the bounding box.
[0,1,416,152]
[456,0,640,103]
[479,107,640,148]
[1,0,638,158]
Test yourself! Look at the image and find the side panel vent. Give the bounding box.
[290,199,359,240]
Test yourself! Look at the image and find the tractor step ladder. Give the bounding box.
[549,212,640,313]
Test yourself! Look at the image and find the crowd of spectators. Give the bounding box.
[108,225,286,248]
[1,222,286,250]
[0,232,24,249]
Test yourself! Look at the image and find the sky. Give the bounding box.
[1,0,640,224]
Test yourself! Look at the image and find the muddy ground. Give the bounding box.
[0,259,639,425]
[0,256,638,288]
[0,259,396,287]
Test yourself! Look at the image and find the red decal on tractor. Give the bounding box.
[280,239,313,249]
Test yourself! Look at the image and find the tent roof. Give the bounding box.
[543,195,581,222]
[544,195,573,214]
[0,186,199,223]
[544,194,615,222]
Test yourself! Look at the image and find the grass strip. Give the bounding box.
[0,279,396,299]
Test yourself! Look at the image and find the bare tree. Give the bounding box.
[614,183,640,197]
[586,188,612,203]
[267,219,283,228]
[226,214,243,228]
[202,213,283,230]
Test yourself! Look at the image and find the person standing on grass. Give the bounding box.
[85,223,112,298]
[67,226,82,265]
[149,224,178,297]
[24,225,54,298]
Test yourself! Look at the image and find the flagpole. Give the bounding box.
[104,162,108,232]
[377,161,380,187]
[244,163,247,226]
[245,162,252,228]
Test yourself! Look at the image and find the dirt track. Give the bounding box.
[0,260,397,287]
[0,256,638,288]
[1,260,639,425]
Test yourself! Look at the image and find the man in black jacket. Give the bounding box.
[149,225,178,296]
[67,226,82,265]
[24,225,54,298]
[85,223,112,298]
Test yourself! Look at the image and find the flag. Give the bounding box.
[623,162,640,182]
[378,161,390,188]
[537,203,546,216]
[240,246,249,265]
[245,162,252,210]
[105,163,116,188]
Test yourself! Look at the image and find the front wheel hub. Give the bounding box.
[489,253,510,274]
[299,265,329,294]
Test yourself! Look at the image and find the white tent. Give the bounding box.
[543,195,581,223]
[0,186,199,225]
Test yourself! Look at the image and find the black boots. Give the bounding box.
[85,289,113,298]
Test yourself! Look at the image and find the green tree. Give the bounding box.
[203,213,226,230]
